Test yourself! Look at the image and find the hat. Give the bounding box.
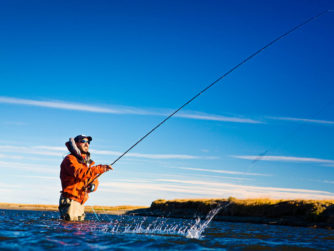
[74,135,92,142]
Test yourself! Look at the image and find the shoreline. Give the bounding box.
[0,203,147,215]
[2,198,334,229]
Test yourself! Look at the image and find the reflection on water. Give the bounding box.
[0,209,333,250]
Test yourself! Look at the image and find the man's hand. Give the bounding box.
[104,165,113,172]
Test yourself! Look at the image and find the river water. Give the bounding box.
[0,209,333,250]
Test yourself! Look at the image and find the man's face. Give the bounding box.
[76,138,90,153]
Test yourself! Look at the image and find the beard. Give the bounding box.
[78,145,89,154]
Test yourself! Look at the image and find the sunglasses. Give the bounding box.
[79,139,90,144]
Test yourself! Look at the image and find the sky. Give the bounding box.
[0,0,333,206]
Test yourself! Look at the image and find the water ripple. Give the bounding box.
[0,209,333,250]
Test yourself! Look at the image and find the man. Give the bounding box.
[59,135,112,221]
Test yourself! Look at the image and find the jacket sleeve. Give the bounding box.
[65,155,107,181]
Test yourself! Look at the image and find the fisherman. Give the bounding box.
[59,135,112,221]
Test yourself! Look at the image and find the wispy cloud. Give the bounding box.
[0,182,22,189]
[38,146,217,160]
[100,178,334,200]
[0,184,60,204]
[176,112,262,124]
[93,150,218,160]
[0,153,24,160]
[2,121,27,126]
[0,161,58,174]
[173,166,269,176]
[0,153,59,162]
[304,179,334,185]
[0,96,149,115]
[16,175,58,181]
[232,155,334,164]
[268,116,334,125]
[0,145,62,157]
[0,96,261,124]
[0,144,218,160]
[158,172,252,181]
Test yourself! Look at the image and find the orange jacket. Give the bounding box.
[60,154,107,204]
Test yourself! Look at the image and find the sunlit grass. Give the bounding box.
[150,197,334,220]
[152,197,334,207]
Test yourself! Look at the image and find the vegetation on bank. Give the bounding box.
[132,197,334,227]
[151,197,334,219]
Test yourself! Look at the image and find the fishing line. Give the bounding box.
[89,10,331,185]
[249,99,334,168]
[91,206,101,222]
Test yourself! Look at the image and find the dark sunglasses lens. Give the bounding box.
[80,139,90,144]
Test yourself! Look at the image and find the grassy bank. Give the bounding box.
[127,198,334,228]
[151,198,334,219]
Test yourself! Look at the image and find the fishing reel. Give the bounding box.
[87,184,95,193]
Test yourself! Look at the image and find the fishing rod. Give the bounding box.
[87,10,331,187]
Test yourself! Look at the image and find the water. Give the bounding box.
[0,209,333,250]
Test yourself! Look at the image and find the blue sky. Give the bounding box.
[0,0,333,206]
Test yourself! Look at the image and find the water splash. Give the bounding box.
[89,202,228,239]
[186,203,226,239]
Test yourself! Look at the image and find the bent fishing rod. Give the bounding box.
[87,10,331,187]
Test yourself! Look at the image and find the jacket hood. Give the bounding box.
[65,138,93,165]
